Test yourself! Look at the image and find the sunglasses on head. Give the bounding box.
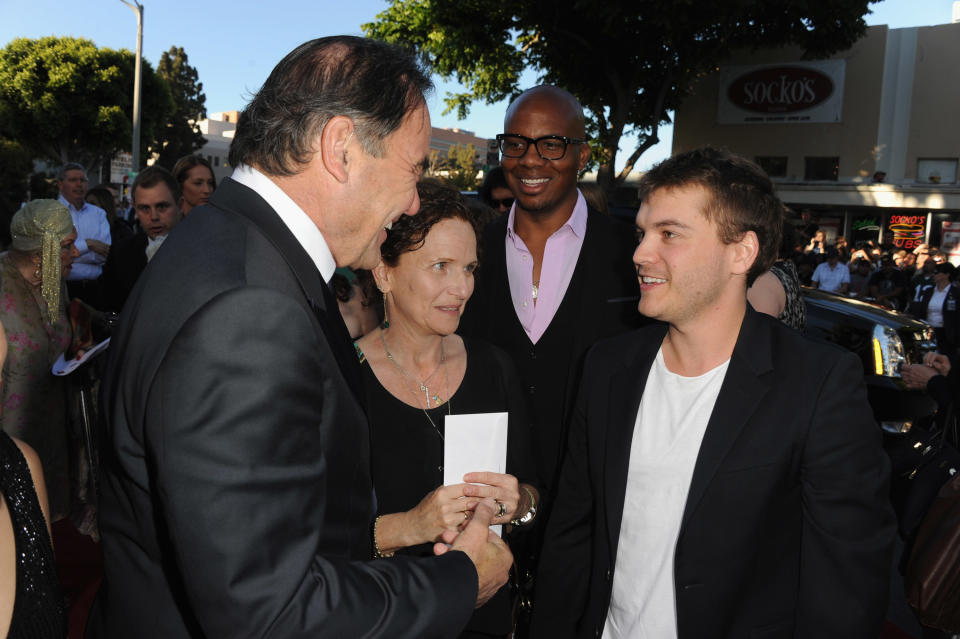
[491,197,515,209]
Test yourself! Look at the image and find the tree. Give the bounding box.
[0,36,172,171]
[154,46,207,169]
[365,0,876,194]
[427,143,481,190]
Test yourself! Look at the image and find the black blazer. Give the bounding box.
[99,231,147,312]
[914,284,960,353]
[460,208,642,496]
[531,306,896,639]
[88,178,477,638]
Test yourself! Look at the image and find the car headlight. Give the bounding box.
[873,325,905,377]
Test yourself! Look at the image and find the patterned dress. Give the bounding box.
[0,253,72,519]
[770,260,806,332]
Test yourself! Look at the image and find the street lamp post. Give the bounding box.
[120,0,143,172]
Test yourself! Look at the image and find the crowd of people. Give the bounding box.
[0,34,956,639]
[782,220,960,358]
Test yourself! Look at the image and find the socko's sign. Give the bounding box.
[888,214,927,250]
[717,60,845,124]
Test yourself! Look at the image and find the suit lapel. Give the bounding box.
[605,325,667,553]
[208,179,364,403]
[680,307,775,530]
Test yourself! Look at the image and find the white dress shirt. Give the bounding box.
[230,165,336,282]
[59,194,111,281]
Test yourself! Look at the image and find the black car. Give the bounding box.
[801,286,938,433]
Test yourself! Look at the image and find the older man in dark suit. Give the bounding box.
[531,147,895,639]
[89,37,511,639]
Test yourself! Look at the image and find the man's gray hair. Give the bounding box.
[57,162,86,181]
[228,36,433,177]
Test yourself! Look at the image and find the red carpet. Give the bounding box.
[52,519,102,639]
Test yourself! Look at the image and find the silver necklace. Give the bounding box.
[379,326,447,406]
[379,326,451,440]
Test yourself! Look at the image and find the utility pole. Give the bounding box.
[120,0,143,171]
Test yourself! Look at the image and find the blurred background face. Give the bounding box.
[180,165,215,210]
[134,183,182,239]
[58,169,87,207]
[489,185,514,214]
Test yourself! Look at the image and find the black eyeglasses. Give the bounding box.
[496,134,585,160]
[491,197,514,209]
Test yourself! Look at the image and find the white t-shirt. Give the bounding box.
[926,286,949,328]
[812,261,851,293]
[603,348,730,639]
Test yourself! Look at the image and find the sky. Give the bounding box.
[0,0,956,174]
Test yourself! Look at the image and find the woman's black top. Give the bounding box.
[0,431,66,638]
[358,336,536,637]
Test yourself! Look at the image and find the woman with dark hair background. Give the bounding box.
[171,155,217,215]
[85,185,133,244]
[747,209,806,331]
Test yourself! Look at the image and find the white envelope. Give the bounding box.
[443,412,508,536]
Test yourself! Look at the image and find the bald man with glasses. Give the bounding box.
[460,85,643,632]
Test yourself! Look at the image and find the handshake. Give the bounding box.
[433,499,514,608]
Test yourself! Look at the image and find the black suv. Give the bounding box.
[801,287,938,432]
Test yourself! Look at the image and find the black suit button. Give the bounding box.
[528,385,536,395]
[595,627,602,638]
[529,349,536,359]
[605,569,612,582]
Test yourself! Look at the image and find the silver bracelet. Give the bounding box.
[510,485,537,526]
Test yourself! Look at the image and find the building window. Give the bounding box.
[804,157,839,181]
[917,158,958,185]
[214,156,220,167]
[755,156,787,178]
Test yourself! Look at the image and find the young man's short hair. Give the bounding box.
[132,166,182,204]
[638,147,783,285]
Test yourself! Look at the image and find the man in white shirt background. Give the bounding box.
[57,162,111,306]
[531,147,894,639]
[810,246,850,294]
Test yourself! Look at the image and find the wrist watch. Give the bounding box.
[510,485,537,526]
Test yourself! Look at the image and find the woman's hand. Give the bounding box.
[461,472,522,523]
[405,483,479,544]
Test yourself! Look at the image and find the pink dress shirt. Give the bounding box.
[505,191,588,344]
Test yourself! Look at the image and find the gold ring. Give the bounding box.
[496,501,506,518]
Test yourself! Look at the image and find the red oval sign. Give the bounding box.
[728,66,834,114]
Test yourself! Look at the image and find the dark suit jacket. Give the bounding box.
[459,208,642,498]
[531,306,896,639]
[99,231,147,312]
[88,178,477,638]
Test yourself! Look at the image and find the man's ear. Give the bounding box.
[577,139,591,172]
[372,259,392,294]
[732,230,760,278]
[319,116,356,184]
